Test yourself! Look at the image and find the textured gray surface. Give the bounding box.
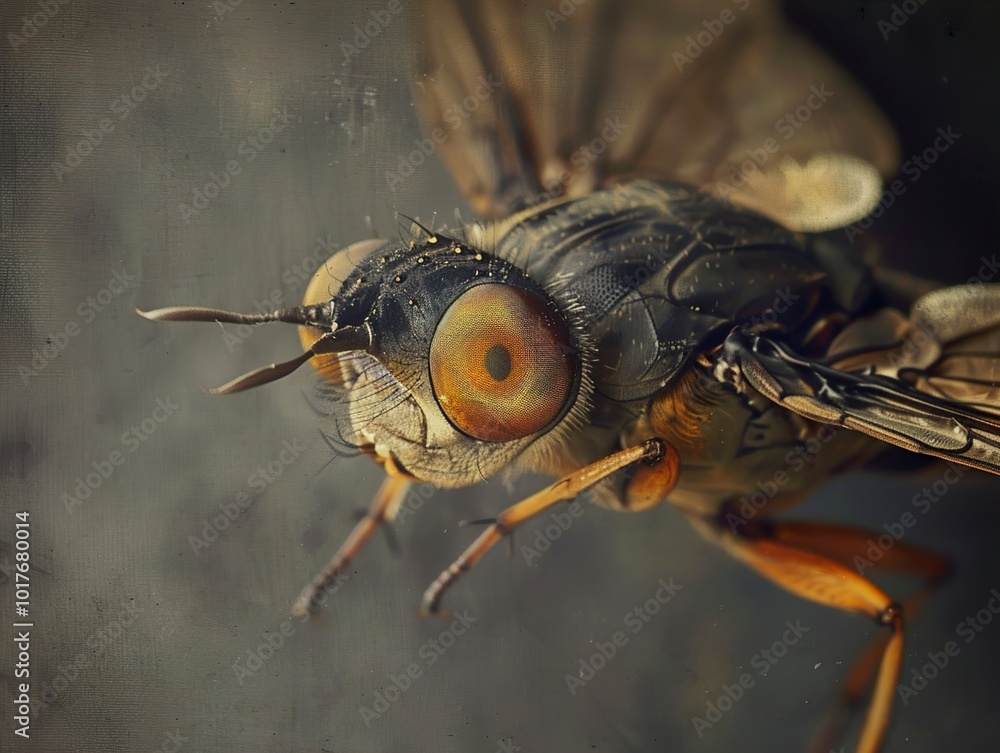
[2,2,1000,752]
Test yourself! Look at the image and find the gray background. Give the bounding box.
[2,2,1000,752]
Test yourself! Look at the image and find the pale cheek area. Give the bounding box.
[342,357,538,487]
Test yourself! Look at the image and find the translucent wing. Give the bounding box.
[413,0,899,231]
[717,284,1000,474]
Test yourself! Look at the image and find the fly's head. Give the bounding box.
[140,234,589,487]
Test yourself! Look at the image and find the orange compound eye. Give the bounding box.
[430,283,577,442]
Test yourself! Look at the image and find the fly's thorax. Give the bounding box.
[489,181,829,404]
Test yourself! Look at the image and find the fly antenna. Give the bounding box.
[136,303,334,329]
[202,324,372,395]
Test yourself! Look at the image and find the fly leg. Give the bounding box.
[766,523,951,753]
[420,438,676,616]
[694,513,949,753]
[292,471,411,617]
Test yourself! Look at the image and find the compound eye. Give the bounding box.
[429,284,577,442]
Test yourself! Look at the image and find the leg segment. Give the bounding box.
[766,523,950,753]
[710,516,949,753]
[291,473,411,617]
[420,438,674,615]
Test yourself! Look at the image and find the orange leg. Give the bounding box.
[420,438,673,616]
[764,522,951,753]
[714,517,950,753]
[291,473,411,617]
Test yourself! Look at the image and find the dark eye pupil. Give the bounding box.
[484,344,512,382]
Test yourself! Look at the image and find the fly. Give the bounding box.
[138,2,999,752]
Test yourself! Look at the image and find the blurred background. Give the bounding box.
[2,1,999,752]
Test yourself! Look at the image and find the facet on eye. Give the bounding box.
[429,283,576,442]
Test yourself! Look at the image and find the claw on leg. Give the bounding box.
[420,438,674,616]
[291,474,410,617]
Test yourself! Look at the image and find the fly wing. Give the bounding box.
[717,284,1000,475]
[413,0,899,231]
